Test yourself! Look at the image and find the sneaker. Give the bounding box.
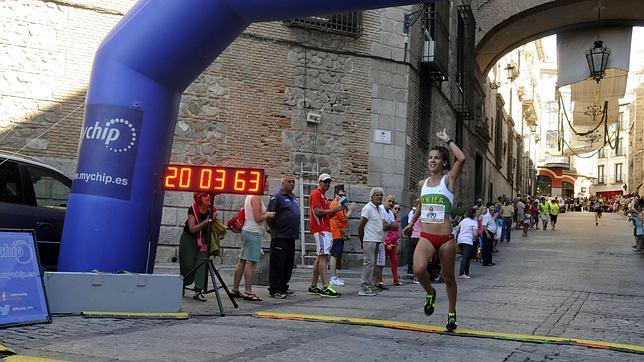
[320,285,340,298]
[284,289,296,295]
[446,312,458,331]
[424,288,436,316]
[307,285,322,295]
[330,276,345,286]
[458,274,471,279]
[393,281,404,286]
[412,278,420,284]
[358,288,377,296]
[270,292,286,299]
[376,283,389,291]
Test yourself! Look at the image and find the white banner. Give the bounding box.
[572,99,619,126]
[557,27,632,88]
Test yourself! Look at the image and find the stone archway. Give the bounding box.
[473,0,644,73]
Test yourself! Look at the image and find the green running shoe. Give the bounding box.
[446,312,457,331]
[320,286,340,298]
[424,287,436,316]
[307,285,322,295]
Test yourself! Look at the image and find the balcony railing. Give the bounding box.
[592,173,625,185]
[538,156,570,169]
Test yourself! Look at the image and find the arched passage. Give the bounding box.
[474,0,644,73]
[58,0,421,273]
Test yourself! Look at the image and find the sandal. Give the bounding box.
[242,292,262,301]
[193,292,207,302]
[230,290,243,298]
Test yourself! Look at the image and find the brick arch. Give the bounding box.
[538,168,559,179]
[474,0,644,73]
[562,175,577,185]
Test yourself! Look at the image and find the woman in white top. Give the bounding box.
[457,207,479,279]
[231,180,276,302]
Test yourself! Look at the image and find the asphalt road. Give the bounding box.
[1,211,643,361]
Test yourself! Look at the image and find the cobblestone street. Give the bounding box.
[2,211,643,361]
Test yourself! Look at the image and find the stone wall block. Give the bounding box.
[370,44,393,59]
[378,115,395,130]
[372,99,396,116]
[395,159,406,175]
[373,84,396,101]
[394,89,408,103]
[369,69,392,86]
[155,245,178,264]
[158,226,183,245]
[163,191,192,208]
[348,185,371,203]
[161,207,179,226]
[380,32,405,49]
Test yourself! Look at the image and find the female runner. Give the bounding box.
[403,128,465,331]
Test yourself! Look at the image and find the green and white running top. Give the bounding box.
[419,175,454,224]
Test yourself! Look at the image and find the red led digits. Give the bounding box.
[199,168,212,190]
[233,170,246,191]
[162,165,264,195]
[213,168,226,191]
[178,167,191,188]
[248,171,261,192]
[164,166,178,188]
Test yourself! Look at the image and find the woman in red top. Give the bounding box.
[179,192,216,301]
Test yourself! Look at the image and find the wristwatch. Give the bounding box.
[446,139,454,145]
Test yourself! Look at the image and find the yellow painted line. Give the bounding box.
[3,356,66,361]
[1,344,16,354]
[81,311,190,320]
[256,312,644,354]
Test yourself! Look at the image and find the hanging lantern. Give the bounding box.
[585,40,610,83]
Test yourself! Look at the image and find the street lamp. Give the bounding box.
[585,6,610,83]
[586,40,610,83]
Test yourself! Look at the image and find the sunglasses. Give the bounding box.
[393,207,400,210]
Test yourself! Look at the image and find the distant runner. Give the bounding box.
[593,198,603,226]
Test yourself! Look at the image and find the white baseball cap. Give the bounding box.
[318,173,332,182]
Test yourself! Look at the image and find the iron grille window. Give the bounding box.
[597,165,604,184]
[420,1,449,81]
[284,12,363,38]
[419,75,433,146]
[494,106,503,166]
[454,5,476,120]
[507,129,514,180]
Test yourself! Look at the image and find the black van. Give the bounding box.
[0,152,71,270]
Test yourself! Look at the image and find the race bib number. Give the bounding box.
[420,204,445,224]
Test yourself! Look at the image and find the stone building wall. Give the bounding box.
[1,0,520,270]
[0,0,133,174]
[629,87,644,196]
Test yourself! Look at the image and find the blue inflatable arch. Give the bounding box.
[59,0,420,273]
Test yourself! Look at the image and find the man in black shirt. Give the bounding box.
[266,175,301,298]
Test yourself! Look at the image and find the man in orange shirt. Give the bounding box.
[308,173,344,297]
[329,188,356,286]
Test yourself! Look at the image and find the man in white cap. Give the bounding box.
[308,173,344,297]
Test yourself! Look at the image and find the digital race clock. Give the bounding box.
[162,164,265,195]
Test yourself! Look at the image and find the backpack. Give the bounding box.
[227,207,245,233]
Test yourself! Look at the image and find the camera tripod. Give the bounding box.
[182,192,238,316]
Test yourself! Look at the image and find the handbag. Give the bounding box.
[227,207,245,233]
